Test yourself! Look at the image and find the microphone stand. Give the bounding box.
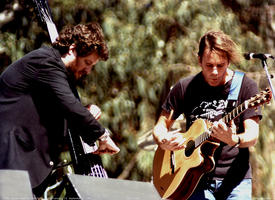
[260,58,275,101]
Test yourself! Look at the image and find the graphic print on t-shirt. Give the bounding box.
[189,99,227,123]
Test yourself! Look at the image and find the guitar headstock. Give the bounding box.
[247,88,272,109]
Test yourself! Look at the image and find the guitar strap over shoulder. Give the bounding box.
[227,71,244,109]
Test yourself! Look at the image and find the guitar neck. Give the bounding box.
[194,100,248,148]
[222,101,248,124]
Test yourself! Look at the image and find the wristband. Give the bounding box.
[99,129,110,142]
[233,135,241,148]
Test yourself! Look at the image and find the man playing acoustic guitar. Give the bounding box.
[153,30,262,199]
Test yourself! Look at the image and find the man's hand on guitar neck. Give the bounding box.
[211,119,239,147]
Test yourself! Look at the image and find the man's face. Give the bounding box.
[69,51,100,80]
[199,49,229,87]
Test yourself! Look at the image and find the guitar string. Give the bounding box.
[191,101,246,150]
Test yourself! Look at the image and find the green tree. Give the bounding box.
[1,0,274,198]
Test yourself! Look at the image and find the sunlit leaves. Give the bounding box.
[1,0,274,197]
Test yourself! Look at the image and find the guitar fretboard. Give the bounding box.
[194,100,249,148]
[223,101,248,124]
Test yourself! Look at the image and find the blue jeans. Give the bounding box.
[188,179,252,200]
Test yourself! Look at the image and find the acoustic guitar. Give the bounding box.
[153,88,271,200]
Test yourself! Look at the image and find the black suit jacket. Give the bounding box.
[0,46,105,188]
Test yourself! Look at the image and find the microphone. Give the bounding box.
[244,53,274,60]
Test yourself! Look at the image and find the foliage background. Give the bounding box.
[1,0,275,199]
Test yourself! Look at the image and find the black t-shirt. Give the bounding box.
[162,71,261,181]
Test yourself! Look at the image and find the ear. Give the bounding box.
[68,44,77,56]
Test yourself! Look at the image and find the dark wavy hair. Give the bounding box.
[53,22,108,60]
[198,30,241,65]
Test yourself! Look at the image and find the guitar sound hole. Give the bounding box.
[185,140,195,157]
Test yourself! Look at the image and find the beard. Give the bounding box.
[75,74,88,88]
[66,67,88,89]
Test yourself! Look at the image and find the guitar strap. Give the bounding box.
[227,71,244,109]
[205,71,244,181]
